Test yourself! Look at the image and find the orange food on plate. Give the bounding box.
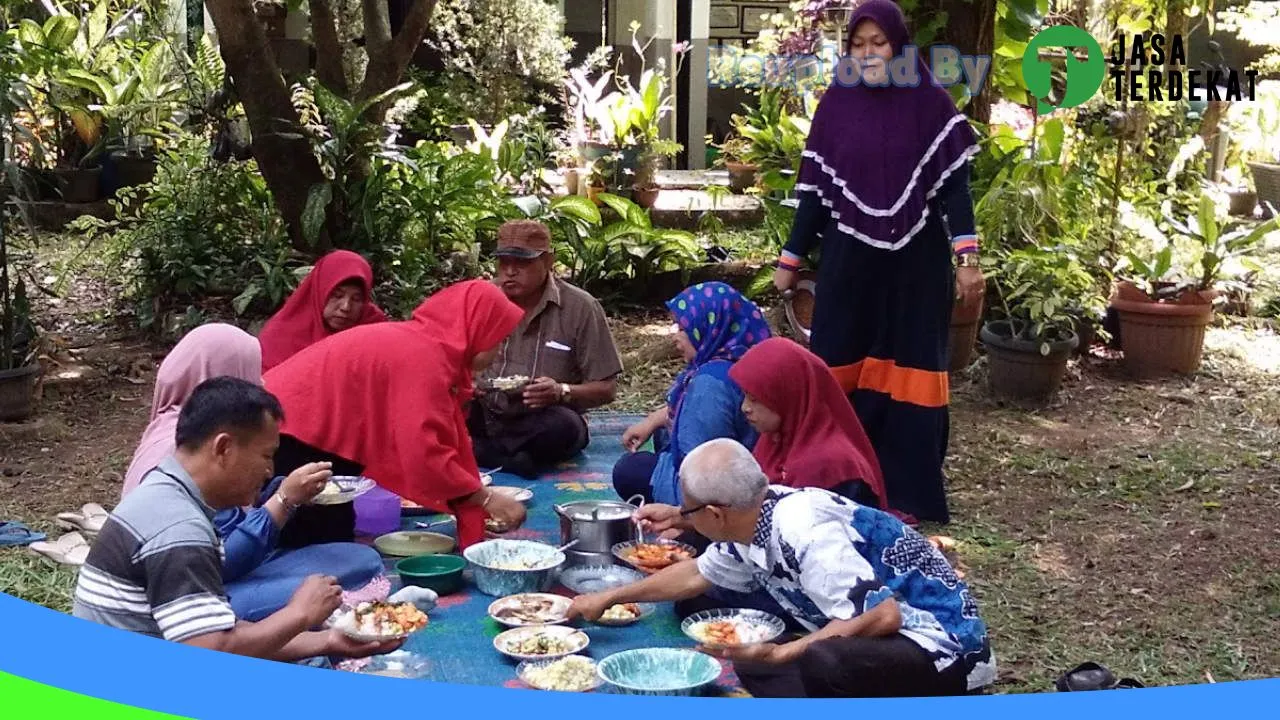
[701,620,741,645]
[624,542,692,569]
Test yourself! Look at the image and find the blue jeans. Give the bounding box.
[224,543,384,621]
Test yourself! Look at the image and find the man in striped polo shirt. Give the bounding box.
[74,376,400,662]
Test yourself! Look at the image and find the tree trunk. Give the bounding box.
[204,0,330,250]
[204,0,440,250]
[921,0,996,123]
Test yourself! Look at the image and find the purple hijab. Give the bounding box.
[796,0,978,250]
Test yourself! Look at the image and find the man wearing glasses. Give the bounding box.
[566,438,995,698]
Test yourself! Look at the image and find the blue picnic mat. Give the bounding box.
[374,413,746,695]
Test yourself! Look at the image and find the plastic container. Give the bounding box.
[354,485,401,537]
[396,554,467,595]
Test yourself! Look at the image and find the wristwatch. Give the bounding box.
[560,383,572,402]
[957,253,981,267]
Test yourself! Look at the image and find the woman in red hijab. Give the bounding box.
[635,337,895,542]
[729,337,890,511]
[262,279,527,550]
[259,250,388,372]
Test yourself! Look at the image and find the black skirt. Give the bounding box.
[273,434,364,549]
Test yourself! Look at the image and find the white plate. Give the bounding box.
[310,475,376,505]
[493,625,589,662]
[489,486,533,503]
[325,603,428,643]
[680,608,786,649]
[487,593,571,628]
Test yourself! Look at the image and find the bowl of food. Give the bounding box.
[487,375,531,395]
[517,655,603,692]
[311,475,377,505]
[596,648,722,696]
[463,539,566,597]
[493,625,589,662]
[488,593,571,628]
[395,553,467,595]
[681,608,786,649]
[354,650,432,679]
[326,601,429,643]
[557,564,645,595]
[612,539,697,575]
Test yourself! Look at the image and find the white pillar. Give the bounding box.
[686,0,710,169]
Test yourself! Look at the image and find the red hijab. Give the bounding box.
[259,250,388,372]
[263,279,523,549]
[729,337,888,509]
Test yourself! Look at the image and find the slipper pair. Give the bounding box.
[1055,662,1145,691]
[56,503,109,539]
[29,531,91,566]
[0,521,46,547]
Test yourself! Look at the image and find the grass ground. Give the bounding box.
[2,236,1279,692]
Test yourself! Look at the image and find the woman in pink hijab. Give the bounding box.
[121,324,264,497]
[120,323,388,620]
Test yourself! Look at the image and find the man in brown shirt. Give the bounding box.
[468,220,624,478]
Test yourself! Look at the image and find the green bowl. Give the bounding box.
[396,554,467,595]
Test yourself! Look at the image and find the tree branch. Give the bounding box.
[362,0,394,57]
[358,0,437,103]
[308,0,349,95]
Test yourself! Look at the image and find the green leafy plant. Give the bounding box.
[731,88,812,189]
[983,243,1102,349]
[1166,192,1279,293]
[69,133,295,332]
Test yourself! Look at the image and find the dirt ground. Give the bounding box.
[2,258,1279,693]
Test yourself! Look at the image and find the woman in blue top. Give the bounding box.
[612,282,771,505]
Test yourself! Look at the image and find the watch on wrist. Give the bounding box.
[957,252,980,267]
[273,492,297,512]
[560,383,572,402]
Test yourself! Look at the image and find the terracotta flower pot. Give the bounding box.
[980,321,1078,404]
[1109,281,1215,378]
[633,186,661,208]
[725,161,758,194]
[0,362,42,422]
[947,295,984,372]
[587,185,606,205]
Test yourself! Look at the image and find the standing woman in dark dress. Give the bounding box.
[772,0,985,524]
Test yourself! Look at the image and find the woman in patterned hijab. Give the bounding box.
[612,282,772,506]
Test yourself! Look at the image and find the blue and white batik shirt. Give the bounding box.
[696,485,996,690]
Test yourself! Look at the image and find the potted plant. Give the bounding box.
[1112,192,1278,377]
[714,135,758,194]
[979,245,1096,404]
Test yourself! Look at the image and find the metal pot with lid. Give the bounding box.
[554,500,640,559]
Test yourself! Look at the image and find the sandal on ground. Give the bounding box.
[56,503,110,537]
[29,531,91,566]
[0,521,47,547]
[1055,662,1118,692]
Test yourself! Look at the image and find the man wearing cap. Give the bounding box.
[468,220,624,478]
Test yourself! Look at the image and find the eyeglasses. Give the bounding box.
[679,504,707,517]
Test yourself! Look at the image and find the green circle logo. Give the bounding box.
[1022,26,1106,114]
